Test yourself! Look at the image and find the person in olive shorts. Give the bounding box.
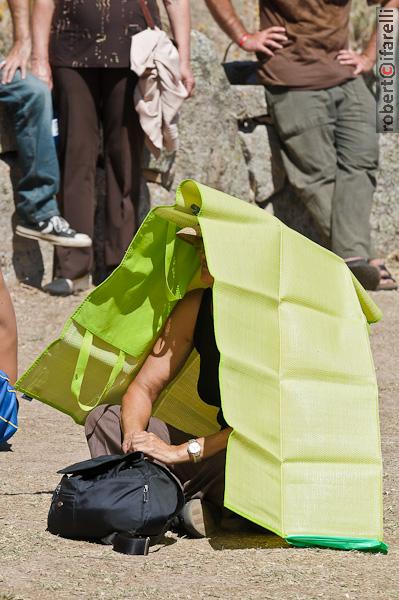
[205,0,398,291]
[32,0,195,296]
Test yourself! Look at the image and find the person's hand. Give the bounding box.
[122,430,179,464]
[336,49,374,76]
[0,39,31,84]
[241,27,288,56]
[31,57,53,90]
[180,61,195,97]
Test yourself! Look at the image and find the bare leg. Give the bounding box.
[0,271,17,384]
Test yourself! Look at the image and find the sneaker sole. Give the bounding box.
[15,226,92,248]
[43,280,73,297]
[43,275,92,297]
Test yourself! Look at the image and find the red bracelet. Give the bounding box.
[238,33,250,48]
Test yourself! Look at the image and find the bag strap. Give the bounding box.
[164,221,182,302]
[112,533,150,556]
[139,0,156,30]
[58,451,144,475]
[222,41,235,63]
[71,329,126,413]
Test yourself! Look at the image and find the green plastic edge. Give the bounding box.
[286,536,388,554]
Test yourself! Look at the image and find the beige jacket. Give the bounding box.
[130,28,187,157]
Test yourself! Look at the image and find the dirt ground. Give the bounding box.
[0,277,398,600]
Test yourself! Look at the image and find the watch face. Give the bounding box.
[189,440,201,454]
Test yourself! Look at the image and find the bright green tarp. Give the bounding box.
[16,179,386,553]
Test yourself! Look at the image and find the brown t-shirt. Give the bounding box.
[257,0,377,90]
[50,0,161,68]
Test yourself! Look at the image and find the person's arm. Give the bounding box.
[0,0,31,84]
[132,424,232,464]
[204,0,287,56]
[0,272,18,385]
[121,289,232,463]
[337,0,399,74]
[30,0,54,88]
[162,0,195,96]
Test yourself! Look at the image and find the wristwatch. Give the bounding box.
[187,439,202,463]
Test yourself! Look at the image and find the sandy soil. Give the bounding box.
[0,282,398,600]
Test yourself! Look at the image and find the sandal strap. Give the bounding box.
[377,263,396,281]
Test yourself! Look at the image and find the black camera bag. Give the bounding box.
[47,452,184,555]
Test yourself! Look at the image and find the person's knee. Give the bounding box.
[22,75,51,113]
[359,143,379,172]
[338,143,378,174]
[84,404,115,438]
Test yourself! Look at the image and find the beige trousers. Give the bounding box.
[85,404,226,508]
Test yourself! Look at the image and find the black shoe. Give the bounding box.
[43,275,91,297]
[345,259,381,291]
[179,499,217,538]
[16,216,92,248]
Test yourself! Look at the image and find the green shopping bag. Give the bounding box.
[17,179,386,553]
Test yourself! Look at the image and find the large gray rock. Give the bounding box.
[188,0,258,61]
[232,86,274,206]
[372,134,399,256]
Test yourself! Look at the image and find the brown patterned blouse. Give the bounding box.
[50,0,161,69]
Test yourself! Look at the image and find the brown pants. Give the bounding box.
[52,67,144,280]
[85,405,226,508]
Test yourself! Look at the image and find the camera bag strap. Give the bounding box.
[102,532,151,556]
[139,0,156,30]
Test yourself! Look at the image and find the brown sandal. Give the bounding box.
[375,263,398,291]
[345,258,380,291]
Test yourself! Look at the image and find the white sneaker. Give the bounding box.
[16,216,92,248]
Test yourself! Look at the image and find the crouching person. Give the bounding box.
[85,227,240,537]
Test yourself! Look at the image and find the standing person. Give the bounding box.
[205,0,398,291]
[0,0,91,249]
[33,0,195,297]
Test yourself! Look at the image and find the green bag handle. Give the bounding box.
[164,221,181,302]
[71,329,126,412]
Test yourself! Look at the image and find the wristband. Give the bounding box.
[238,33,250,48]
